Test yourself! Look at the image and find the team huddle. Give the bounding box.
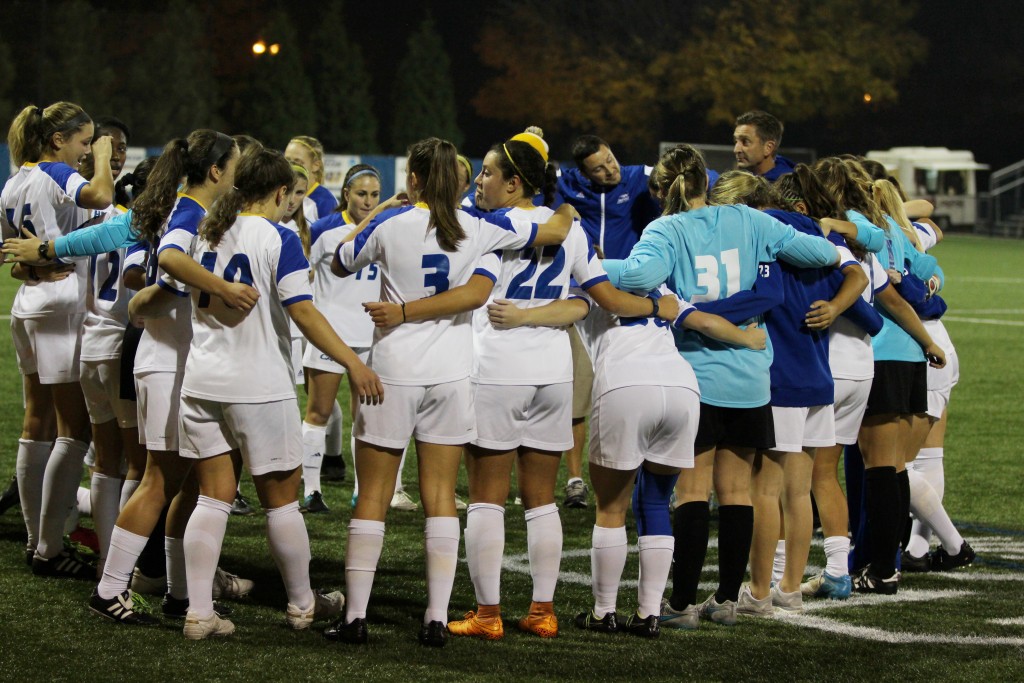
[0,103,972,646]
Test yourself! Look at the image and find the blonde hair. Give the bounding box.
[873,179,923,251]
[648,144,708,216]
[290,164,311,256]
[813,157,888,230]
[289,135,326,183]
[7,102,91,166]
[709,170,778,208]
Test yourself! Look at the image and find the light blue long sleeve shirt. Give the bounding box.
[55,208,140,259]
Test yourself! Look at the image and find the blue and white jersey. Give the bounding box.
[303,183,339,224]
[308,210,379,348]
[827,234,889,381]
[2,162,92,318]
[182,214,312,403]
[336,203,540,385]
[556,165,659,259]
[134,193,206,375]
[472,208,605,385]
[603,204,839,408]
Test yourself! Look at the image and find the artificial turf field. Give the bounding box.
[0,234,1021,682]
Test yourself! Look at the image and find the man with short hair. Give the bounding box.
[733,110,795,182]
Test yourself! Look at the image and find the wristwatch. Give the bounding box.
[38,240,51,261]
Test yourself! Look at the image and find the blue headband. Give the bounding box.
[345,169,380,187]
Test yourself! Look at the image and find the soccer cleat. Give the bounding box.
[447,610,505,640]
[659,599,699,630]
[0,475,19,515]
[574,610,620,634]
[390,489,418,511]
[852,566,899,595]
[161,594,233,620]
[183,610,235,640]
[800,571,852,600]
[418,620,448,647]
[131,568,167,596]
[518,602,558,638]
[697,594,737,626]
[321,455,346,482]
[900,550,931,573]
[301,491,330,514]
[31,548,95,580]
[737,583,775,617]
[231,492,256,516]
[212,567,254,600]
[623,612,660,638]
[770,585,804,613]
[286,590,345,630]
[324,616,369,644]
[563,480,588,509]
[930,541,976,572]
[89,589,159,626]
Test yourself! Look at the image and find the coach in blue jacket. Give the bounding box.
[733,110,796,182]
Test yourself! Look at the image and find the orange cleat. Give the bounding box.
[517,601,558,638]
[447,608,504,640]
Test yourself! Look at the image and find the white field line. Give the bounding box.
[958,309,1024,314]
[989,617,1024,626]
[956,276,1024,284]
[782,614,1024,646]
[943,316,1024,327]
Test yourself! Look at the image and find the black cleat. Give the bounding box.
[574,610,619,634]
[563,480,588,509]
[324,616,368,644]
[852,565,899,595]
[321,455,346,482]
[418,620,448,647]
[161,594,233,619]
[89,589,159,626]
[302,491,330,514]
[0,475,19,515]
[900,550,931,573]
[32,548,95,580]
[622,612,660,639]
[231,492,256,516]
[930,541,976,571]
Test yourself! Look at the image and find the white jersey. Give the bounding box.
[828,248,888,381]
[575,285,700,399]
[472,211,605,385]
[134,193,205,376]
[81,205,145,361]
[914,221,939,251]
[309,211,379,348]
[336,203,542,385]
[182,214,312,403]
[1,162,91,319]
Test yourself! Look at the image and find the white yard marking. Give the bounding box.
[989,617,1024,626]
[943,316,1024,327]
[957,276,1024,285]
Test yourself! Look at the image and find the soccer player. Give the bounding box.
[284,135,338,223]
[732,110,796,182]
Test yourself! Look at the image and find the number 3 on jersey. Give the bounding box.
[197,252,254,308]
[692,248,740,302]
[422,254,450,294]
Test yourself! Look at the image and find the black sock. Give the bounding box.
[864,467,899,577]
[136,505,168,578]
[896,469,911,551]
[715,505,753,603]
[669,501,710,610]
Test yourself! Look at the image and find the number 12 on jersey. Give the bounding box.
[691,248,740,302]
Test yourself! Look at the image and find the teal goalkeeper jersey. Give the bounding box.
[603,204,839,408]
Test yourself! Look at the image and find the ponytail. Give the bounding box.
[873,179,922,251]
[201,147,294,249]
[7,102,91,166]
[407,137,464,252]
[114,156,158,208]
[650,144,708,216]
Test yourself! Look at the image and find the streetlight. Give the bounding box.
[253,40,267,55]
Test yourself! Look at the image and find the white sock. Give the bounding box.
[84,442,96,468]
[326,400,343,456]
[37,438,89,558]
[465,503,505,606]
[396,444,408,493]
[908,449,945,549]
[424,516,460,625]
[772,539,787,585]
[907,468,963,552]
[638,534,674,619]
[90,473,122,561]
[183,496,231,618]
[525,503,562,603]
[119,479,140,511]
[351,434,359,497]
[165,536,188,600]
[16,439,52,551]
[345,519,385,621]
[77,486,92,516]
[591,525,628,616]
[267,501,314,611]
[302,422,326,497]
[823,536,851,578]
[97,526,149,599]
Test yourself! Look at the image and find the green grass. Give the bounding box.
[0,234,1022,682]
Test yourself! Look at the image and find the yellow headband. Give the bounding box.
[509,131,549,163]
[503,143,535,194]
[456,155,473,180]
[289,137,322,159]
[291,163,309,180]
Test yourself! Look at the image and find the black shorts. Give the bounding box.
[864,361,928,416]
[694,402,775,451]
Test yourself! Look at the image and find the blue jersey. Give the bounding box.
[761,155,796,182]
[304,183,338,223]
[555,164,659,259]
[603,204,839,408]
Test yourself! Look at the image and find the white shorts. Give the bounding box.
[472,382,573,452]
[178,396,303,476]
[355,379,475,449]
[771,404,836,453]
[926,349,959,420]
[303,343,371,375]
[589,385,699,471]
[833,378,871,445]
[80,359,137,428]
[291,338,306,385]
[136,371,183,451]
[11,313,85,384]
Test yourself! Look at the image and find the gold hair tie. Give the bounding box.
[503,143,535,193]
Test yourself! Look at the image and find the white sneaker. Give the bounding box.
[697,593,737,626]
[770,584,804,613]
[286,590,345,630]
[212,567,254,599]
[183,610,235,640]
[736,583,774,617]
[131,568,167,596]
[390,489,418,511]
[455,496,468,511]
[659,598,699,630]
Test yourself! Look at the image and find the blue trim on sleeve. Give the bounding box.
[525,222,538,248]
[310,185,339,218]
[309,213,344,248]
[157,243,185,255]
[580,274,609,290]
[282,294,313,307]
[351,205,413,261]
[37,162,77,194]
[157,279,189,297]
[673,307,697,329]
[269,220,311,282]
[840,259,859,271]
[473,268,497,283]
[75,183,87,206]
